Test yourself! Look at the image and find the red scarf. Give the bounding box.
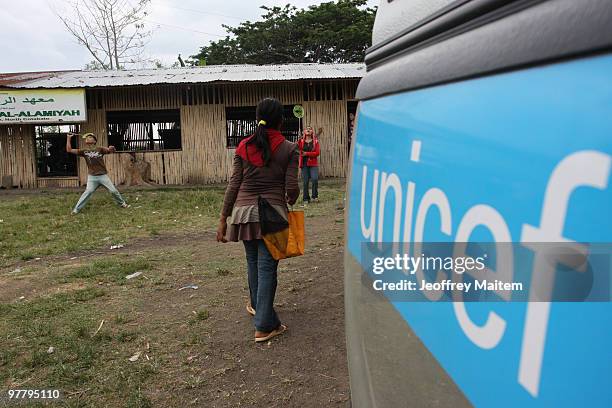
[236,129,285,167]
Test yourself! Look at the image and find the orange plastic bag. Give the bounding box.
[263,210,305,260]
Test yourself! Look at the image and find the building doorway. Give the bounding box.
[347,101,358,153]
[34,125,79,178]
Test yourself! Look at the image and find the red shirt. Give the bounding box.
[298,137,320,167]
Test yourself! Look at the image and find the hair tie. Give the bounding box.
[258,120,267,126]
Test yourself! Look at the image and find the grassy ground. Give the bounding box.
[0,183,343,268]
[0,187,226,268]
[0,181,348,407]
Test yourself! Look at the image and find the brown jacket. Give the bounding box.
[222,140,300,217]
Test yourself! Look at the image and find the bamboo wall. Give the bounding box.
[304,100,348,177]
[0,125,36,188]
[0,79,359,188]
[37,178,80,188]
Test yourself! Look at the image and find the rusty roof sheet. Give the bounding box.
[0,70,77,86]
[1,64,364,89]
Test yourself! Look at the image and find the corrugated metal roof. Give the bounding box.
[2,63,364,89]
[0,70,77,86]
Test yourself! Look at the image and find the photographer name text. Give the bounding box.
[370,254,523,293]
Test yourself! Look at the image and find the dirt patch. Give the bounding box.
[122,210,348,407]
[0,231,215,302]
[1,205,350,407]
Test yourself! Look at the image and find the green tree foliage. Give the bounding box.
[190,0,376,65]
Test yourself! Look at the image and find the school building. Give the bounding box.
[0,63,363,189]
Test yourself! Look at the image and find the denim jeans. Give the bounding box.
[73,174,126,213]
[243,239,281,332]
[302,166,319,201]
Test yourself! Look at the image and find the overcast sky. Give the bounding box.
[0,0,378,73]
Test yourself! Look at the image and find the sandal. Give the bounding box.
[255,324,287,343]
[246,303,256,316]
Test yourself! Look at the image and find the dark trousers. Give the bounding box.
[302,166,319,201]
[243,240,281,332]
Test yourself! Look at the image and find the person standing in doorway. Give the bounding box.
[217,97,300,342]
[66,132,129,214]
[298,126,320,204]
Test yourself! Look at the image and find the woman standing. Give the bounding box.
[298,126,320,204]
[217,98,300,342]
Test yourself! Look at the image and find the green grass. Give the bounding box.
[298,180,346,216]
[216,267,231,276]
[0,181,346,406]
[195,309,210,321]
[0,285,157,406]
[0,181,345,269]
[0,187,226,268]
[0,288,108,387]
[66,258,152,284]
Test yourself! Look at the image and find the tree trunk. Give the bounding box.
[122,152,155,186]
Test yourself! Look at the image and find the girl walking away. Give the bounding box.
[66,132,129,214]
[297,126,320,204]
[217,97,300,342]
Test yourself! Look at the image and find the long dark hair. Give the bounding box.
[247,97,283,166]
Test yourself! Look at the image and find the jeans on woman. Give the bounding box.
[302,166,319,201]
[243,239,281,332]
[73,174,126,213]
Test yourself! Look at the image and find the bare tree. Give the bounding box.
[55,0,151,70]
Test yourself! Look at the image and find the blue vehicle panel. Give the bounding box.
[347,55,612,407]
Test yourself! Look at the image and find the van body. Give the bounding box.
[345,1,612,407]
